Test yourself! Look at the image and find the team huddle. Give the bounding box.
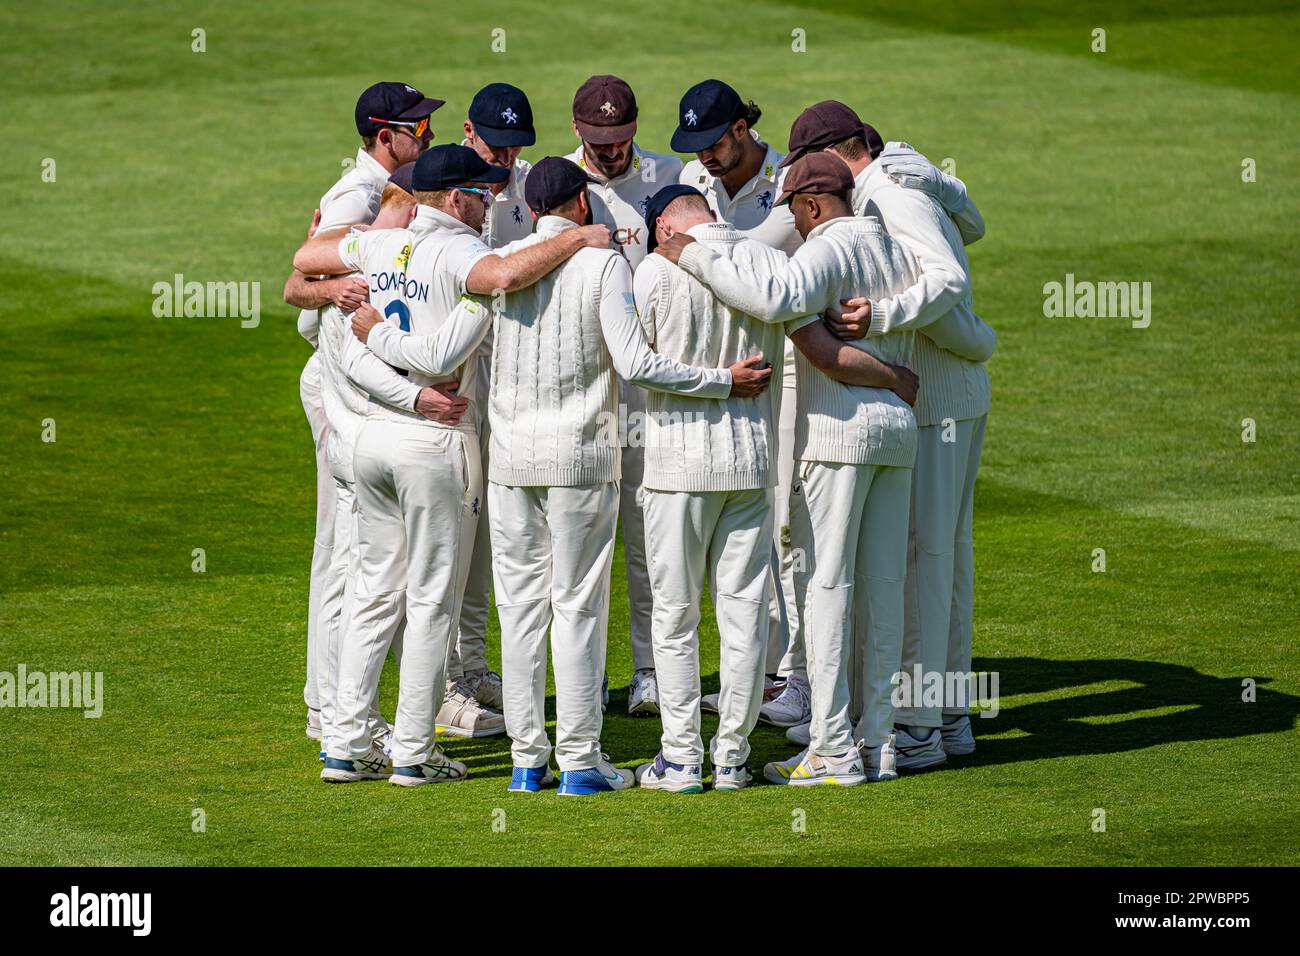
[287,74,994,793]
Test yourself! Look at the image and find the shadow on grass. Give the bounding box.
[391,654,1300,780]
[954,656,1300,768]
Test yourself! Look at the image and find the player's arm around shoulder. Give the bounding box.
[465,223,610,295]
[294,224,372,277]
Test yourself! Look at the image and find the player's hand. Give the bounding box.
[575,224,612,249]
[888,363,919,406]
[727,355,773,398]
[656,233,696,265]
[416,383,469,425]
[330,277,370,313]
[306,208,321,240]
[350,302,383,342]
[824,297,872,340]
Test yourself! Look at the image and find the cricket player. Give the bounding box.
[441,82,538,716]
[645,183,917,790]
[479,158,771,794]
[563,75,685,716]
[657,154,927,785]
[671,80,873,731]
[284,81,443,742]
[302,168,471,762]
[780,102,995,767]
[294,145,611,785]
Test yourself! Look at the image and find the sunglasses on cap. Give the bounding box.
[370,115,431,139]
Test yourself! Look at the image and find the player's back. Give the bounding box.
[488,222,622,487]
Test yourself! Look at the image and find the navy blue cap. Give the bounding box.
[388,162,416,195]
[524,156,596,215]
[355,82,444,137]
[412,144,510,192]
[468,83,535,148]
[671,79,745,152]
[642,185,707,254]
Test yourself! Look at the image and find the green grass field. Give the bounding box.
[2,0,1298,866]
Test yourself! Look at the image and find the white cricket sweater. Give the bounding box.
[855,156,993,427]
[634,222,788,492]
[489,216,732,488]
[679,215,920,468]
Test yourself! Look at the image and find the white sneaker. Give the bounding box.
[628,668,660,716]
[758,673,810,727]
[859,734,899,783]
[785,721,811,746]
[390,748,468,786]
[320,743,392,783]
[306,707,322,741]
[463,668,504,711]
[635,753,704,793]
[436,682,506,738]
[764,748,866,786]
[894,725,948,771]
[703,675,782,715]
[713,763,753,791]
[941,715,976,756]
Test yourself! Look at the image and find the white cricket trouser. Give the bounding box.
[300,352,333,712]
[947,416,984,717]
[620,381,655,671]
[644,488,772,767]
[448,421,494,681]
[791,460,911,755]
[770,346,803,678]
[898,417,986,727]
[490,481,617,771]
[314,478,394,753]
[332,419,480,767]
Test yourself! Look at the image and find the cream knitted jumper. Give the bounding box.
[634,222,789,492]
[679,215,920,468]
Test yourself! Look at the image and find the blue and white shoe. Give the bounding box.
[508,764,556,793]
[713,763,753,791]
[320,744,392,783]
[390,748,468,786]
[557,756,634,795]
[635,753,703,793]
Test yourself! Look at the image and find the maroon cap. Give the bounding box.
[775,152,855,206]
[573,75,638,144]
[780,100,883,168]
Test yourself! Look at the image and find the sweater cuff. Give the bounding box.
[867,299,890,336]
[676,239,712,276]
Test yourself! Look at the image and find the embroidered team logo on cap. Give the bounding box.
[684,108,698,126]
[501,107,518,125]
[600,101,617,117]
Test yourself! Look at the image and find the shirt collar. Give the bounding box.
[805,214,881,242]
[412,204,481,238]
[713,140,784,204]
[536,215,579,236]
[575,142,644,186]
[355,148,391,187]
[685,220,738,241]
